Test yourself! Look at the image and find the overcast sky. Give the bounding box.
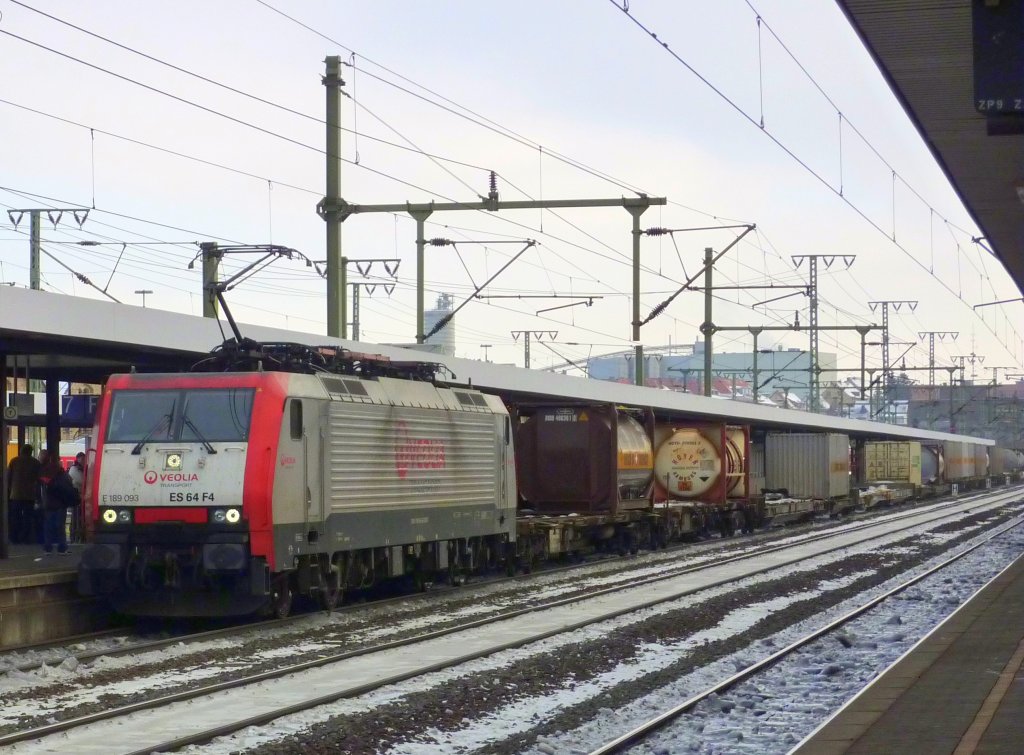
[0,1,1019,381]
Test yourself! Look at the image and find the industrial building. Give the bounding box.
[585,340,838,404]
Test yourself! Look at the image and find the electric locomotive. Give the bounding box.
[78,341,517,617]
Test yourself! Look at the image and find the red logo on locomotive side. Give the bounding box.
[394,421,447,479]
[144,471,158,484]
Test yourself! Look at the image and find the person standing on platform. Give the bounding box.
[67,452,86,543]
[38,450,69,555]
[7,444,41,544]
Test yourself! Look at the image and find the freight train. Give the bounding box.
[77,339,1022,617]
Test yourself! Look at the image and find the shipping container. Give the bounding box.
[862,441,922,485]
[765,433,850,499]
[514,404,653,515]
[990,447,1006,476]
[974,445,989,477]
[943,440,976,480]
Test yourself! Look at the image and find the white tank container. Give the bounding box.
[654,428,721,498]
[765,433,850,499]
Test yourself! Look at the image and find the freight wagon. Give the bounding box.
[512,406,756,566]
[759,433,849,518]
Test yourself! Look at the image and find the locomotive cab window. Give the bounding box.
[107,388,255,443]
[107,390,177,443]
[290,399,303,440]
[180,389,255,442]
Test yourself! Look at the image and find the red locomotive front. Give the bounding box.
[79,371,286,616]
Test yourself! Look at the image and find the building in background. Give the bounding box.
[584,340,837,404]
[386,292,456,358]
[423,293,456,358]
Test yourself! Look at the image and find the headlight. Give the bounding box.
[210,508,242,525]
[101,508,132,525]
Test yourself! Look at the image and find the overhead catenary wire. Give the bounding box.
[243,0,998,363]
[2,5,1012,368]
[607,0,1022,368]
[0,11,860,332]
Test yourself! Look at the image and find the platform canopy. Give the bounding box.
[837,0,1024,292]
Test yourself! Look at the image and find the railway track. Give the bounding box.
[0,486,1001,676]
[583,515,1024,755]
[0,487,1018,753]
[0,489,1007,676]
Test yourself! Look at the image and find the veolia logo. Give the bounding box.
[144,471,158,484]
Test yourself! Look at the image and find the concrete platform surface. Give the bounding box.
[794,552,1024,755]
[0,543,80,581]
[0,543,111,648]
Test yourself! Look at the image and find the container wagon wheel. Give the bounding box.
[271,574,293,619]
[318,556,343,611]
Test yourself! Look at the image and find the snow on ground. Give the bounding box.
[175,508,1022,754]
[536,520,1024,755]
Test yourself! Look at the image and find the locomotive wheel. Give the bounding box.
[447,543,465,586]
[271,575,293,619]
[318,558,343,611]
[412,569,434,592]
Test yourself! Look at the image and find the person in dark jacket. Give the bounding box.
[38,450,69,555]
[7,444,41,544]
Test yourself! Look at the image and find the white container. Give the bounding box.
[765,433,850,499]
[973,445,989,477]
[943,441,976,480]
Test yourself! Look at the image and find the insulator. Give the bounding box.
[428,238,451,246]
[489,171,497,194]
[645,227,669,236]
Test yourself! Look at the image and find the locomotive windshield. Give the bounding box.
[107,388,255,443]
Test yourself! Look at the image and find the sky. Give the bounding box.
[0,0,1020,382]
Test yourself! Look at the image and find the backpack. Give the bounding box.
[47,472,81,509]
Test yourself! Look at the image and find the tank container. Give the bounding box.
[943,440,976,480]
[749,441,766,497]
[653,424,748,502]
[765,433,850,499]
[862,441,922,485]
[726,427,749,498]
[515,405,652,514]
[654,428,721,498]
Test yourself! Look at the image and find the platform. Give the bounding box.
[0,544,112,648]
[794,551,1024,754]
